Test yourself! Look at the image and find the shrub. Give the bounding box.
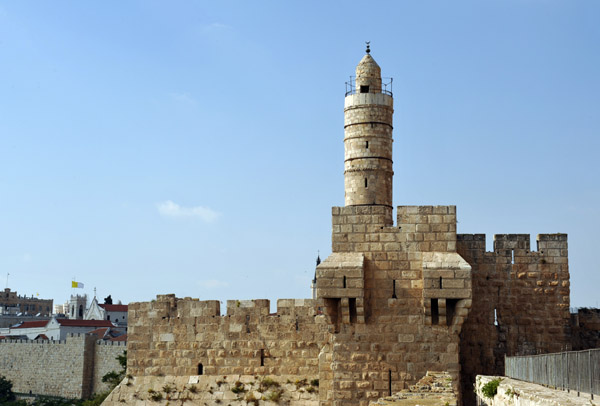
[264,389,283,403]
[148,389,163,401]
[259,378,279,392]
[481,378,501,399]
[231,381,245,394]
[245,392,259,406]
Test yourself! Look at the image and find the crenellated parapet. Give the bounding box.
[127,295,329,378]
[457,233,571,406]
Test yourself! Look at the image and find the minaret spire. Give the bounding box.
[343,47,394,207]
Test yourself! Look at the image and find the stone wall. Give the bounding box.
[457,234,571,406]
[570,308,600,350]
[103,374,319,406]
[93,341,127,394]
[0,333,125,399]
[120,207,574,406]
[317,205,471,406]
[127,297,327,378]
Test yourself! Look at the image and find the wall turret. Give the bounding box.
[344,45,394,207]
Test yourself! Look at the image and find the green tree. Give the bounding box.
[101,350,127,389]
[0,375,17,403]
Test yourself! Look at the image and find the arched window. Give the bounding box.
[78,304,83,318]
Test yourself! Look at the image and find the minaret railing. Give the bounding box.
[345,76,393,97]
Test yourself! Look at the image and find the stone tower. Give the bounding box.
[344,45,394,208]
[68,294,87,320]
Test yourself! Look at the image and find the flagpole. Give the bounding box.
[5,273,8,289]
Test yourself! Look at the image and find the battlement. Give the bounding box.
[127,295,327,378]
[457,233,568,262]
[332,205,458,253]
[130,296,319,322]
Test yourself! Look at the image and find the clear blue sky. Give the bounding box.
[1,1,598,310]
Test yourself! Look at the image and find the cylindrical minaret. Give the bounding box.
[344,46,393,207]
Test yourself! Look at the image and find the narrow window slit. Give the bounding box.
[343,275,347,288]
[511,249,515,264]
[392,280,397,299]
[439,277,443,289]
[365,178,368,188]
[431,299,439,325]
[260,349,265,366]
[388,369,392,396]
[366,141,369,149]
[349,298,357,324]
[198,363,203,375]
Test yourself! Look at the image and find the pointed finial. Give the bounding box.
[365,41,371,54]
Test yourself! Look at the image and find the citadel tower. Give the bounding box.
[344,44,393,208]
[109,46,572,406]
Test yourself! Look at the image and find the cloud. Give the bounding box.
[170,92,198,106]
[198,279,229,289]
[202,22,232,32]
[157,200,220,223]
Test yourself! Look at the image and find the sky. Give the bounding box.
[0,1,598,311]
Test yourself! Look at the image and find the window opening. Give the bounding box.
[360,85,369,93]
[431,299,439,325]
[388,370,392,396]
[260,349,265,366]
[392,280,397,299]
[349,298,357,324]
[197,363,203,375]
[325,298,341,333]
[78,305,83,318]
[511,249,515,264]
[343,275,347,288]
[366,141,369,149]
[494,308,499,326]
[295,318,299,331]
[245,314,250,333]
[439,277,443,289]
[365,178,368,188]
[446,299,458,326]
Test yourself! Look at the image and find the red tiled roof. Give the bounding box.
[109,333,127,342]
[34,334,49,340]
[88,328,109,338]
[56,319,114,327]
[99,304,128,312]
[13,320,48,329]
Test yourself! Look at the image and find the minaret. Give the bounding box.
[344,44,394,207]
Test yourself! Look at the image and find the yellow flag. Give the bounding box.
[71,281,84,288]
